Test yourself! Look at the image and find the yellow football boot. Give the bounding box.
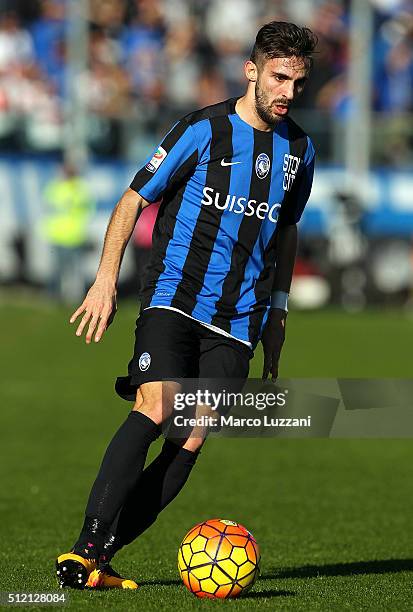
[86,567,138,589]
[56,553,96,589]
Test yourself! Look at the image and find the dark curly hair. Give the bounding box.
[250,21,318,72]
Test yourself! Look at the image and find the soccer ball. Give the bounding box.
[177,518,260,599]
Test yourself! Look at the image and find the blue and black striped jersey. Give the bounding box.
[130,97,315,348]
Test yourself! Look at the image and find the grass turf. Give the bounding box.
[0,300,413,610]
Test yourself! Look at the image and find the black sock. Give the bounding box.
[73,411,160,560]
[108,439,200,553]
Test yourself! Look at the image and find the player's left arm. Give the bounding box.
[261,138,315,381]
[261,223,297,381]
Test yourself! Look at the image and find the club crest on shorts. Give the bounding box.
[138,352,151,371]
[255,153,271,179]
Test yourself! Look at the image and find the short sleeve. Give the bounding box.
[278,137,315,226]
[130,120,199,203]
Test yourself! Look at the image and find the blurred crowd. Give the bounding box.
[0,0,412,160]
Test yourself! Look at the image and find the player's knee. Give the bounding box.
[133,396,175,425]
[182,436,205,453]
[132,399,162,422]
[132,381,178,424]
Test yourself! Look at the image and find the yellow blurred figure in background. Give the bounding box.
[42,163,95,303]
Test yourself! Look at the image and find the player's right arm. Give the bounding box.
[71,119,198,344]
[70,188,149,344]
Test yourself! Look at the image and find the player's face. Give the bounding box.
[254,56,308,126]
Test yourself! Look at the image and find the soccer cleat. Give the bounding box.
[86,566,138,589]
[55,553,96,589]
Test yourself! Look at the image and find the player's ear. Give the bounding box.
[245,60,257,83]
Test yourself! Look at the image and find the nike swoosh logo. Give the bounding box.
[221,159,242,167]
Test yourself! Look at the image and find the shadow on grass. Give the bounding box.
[137,579,295,599]
[242,589,295,599]
[138,578,182,586]
[262,558,413,580]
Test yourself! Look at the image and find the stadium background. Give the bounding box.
[1,1,413,610]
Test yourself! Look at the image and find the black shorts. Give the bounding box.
[115,308,253,402]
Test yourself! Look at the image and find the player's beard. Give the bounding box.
[254,78,289,127]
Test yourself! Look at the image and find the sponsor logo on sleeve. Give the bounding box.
[145,146,168,173]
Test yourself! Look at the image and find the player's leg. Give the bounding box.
[56,309,198,589]
[167,329,253,522]
[73,382,170,550]
[105,327,251,553]
[101,311,203,553]
[108,432,205,553]
[56,380,177,589]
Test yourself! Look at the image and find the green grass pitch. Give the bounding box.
[1,301,413,610]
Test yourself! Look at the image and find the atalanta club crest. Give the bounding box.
[139,352,151,371]
[255,153,271,179]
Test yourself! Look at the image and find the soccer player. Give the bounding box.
[56,21,317,589]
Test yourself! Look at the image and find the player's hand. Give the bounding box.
[69,279,117,344]
[261,308,287,382]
